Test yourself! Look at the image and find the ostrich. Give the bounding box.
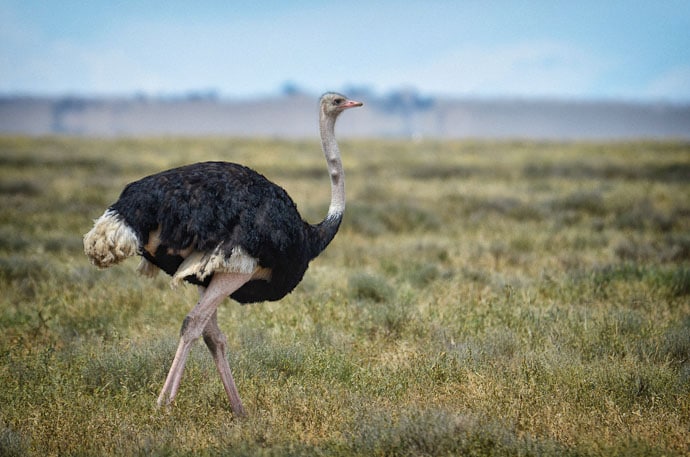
[83,92,362,416]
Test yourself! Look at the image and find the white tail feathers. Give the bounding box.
[84,209,264,287]
[83,209,139,268]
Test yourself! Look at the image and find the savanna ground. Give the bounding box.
[0,136,688,456]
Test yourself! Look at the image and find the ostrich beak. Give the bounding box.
[343,100,363,109]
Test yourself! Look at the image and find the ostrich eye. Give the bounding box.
[333,98,343,105]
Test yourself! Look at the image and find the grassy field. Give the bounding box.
[0,136,688,456]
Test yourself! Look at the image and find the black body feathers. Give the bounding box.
[111,161,341,303]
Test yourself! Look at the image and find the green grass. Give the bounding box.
[0,136,689,456]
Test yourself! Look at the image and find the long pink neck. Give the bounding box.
[311,111,344,255]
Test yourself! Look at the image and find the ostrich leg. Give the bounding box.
[157,272,252,410]
[203,309,246,416]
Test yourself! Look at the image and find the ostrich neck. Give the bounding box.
[320,114,345,220]
[312,113,345,255]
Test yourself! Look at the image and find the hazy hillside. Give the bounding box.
[1,90,689,139]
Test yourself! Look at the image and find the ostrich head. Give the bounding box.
[320,92,363,118]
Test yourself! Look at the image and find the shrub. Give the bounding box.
[348,273,394,303]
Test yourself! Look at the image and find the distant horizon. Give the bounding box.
[2,84,690,106]
[3,88,689,139]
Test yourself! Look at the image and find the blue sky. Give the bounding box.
[1,1,689,101]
